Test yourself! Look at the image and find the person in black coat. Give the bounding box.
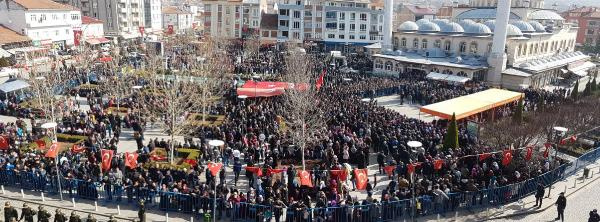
[534,183,545,208]
[377,152,385,174]
[4,202,18,222]
[589,209,600,222]
[555,192,566,222]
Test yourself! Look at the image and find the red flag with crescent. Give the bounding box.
[525,146,533,161]
[479,153,491,161]
[407,163,415,175]
[502,150,513,166]
[0,136,8,149]
[384,166,395,176]
[298,170,313,187]
[208,162,223,176]
[73,30,82,46]
[35,140,46,150]
[559,138,567,145]
[45,142,59,158]
[267,168,285,177]
[330,169,348,181]
[101,149,114,171]
[316,69,326,90]
[354,169,368,190]
[183,159,197,167]
[71,144,85,153]
[245,166,263,177]
[125,152,138,169]
[543,145,551,158]
[570,135,577,142]
[434,159,444,171]
[167,25,174,34]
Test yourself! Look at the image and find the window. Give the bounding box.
[359,13,367,21]
[359,35,366,40]
[350,24,355,31]
[339,23,345,30]
[279,9,288,16]
[469,42,478,54]
[401,38,406,47]
[589,21,598,26]
[65,29,69,34]
[293,32,300,39]
[305,11,312,16]
[339,34,345,39]
[350,13,355,20]
[459,42,467,53]
[587,29,595,35]
[413,38,419,48]
[305,21,312,28]
[359,24,366,31]
[71,14,79,20]
[293,11,301,18]
[326,23,337,29]
[487,43,492,54]
[282,31,289,37]
[328,34,335,38]
[349,35,355,39]
[444,41,451,51]
[279,20,288,27]
[326,11,337,19]
[422,39,428,49]
[339,12,345,20]
[52,14,58,20]
[41,14,47,21]
[304,33,312,38]
[30,14,37,22]
[434,40,441,48]
[293,21,300,29]
[55,30,59,36]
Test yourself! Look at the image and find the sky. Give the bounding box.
[545,0,600,11]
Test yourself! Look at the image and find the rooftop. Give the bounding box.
[81,16,103,24]
[516,51,589,72]
[0,25,31,45]
[162,6,191,14]
[374,51,488,70]
[11,0,75,10]
[405,5,435,16]
[260,14,278,30]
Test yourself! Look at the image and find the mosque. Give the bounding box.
[371,0,596,90]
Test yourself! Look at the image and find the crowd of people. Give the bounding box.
[0,43,585,222]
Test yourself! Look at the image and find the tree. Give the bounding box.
[0,57,9,67]
[281,48,326,170]
[513,98,524,124]
[443,113,459,150]
[584,79,592,96]
[592,77,597,92]
[571,80,579,101]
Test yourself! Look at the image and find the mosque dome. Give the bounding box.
[528,21,546,32]
[506,24,523,36]
[418,21,441,32]
[398,21,419,32]
[441,22,465,33]
[464,23,492,35]
[483,20,496,31]
[510,21,535,33]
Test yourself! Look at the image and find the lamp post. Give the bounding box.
[41,122,62,201]
[208,139,224,222]
[407,140,422,222]
[548,126,567,198]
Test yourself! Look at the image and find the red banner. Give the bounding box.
[167,25,174,35]
[479,153,491,161]
[383,166,395,176]
[570,135,577,142]
[245,166,263,177]
[183,159,197,167]
[267,168,285,177]
[0,136,8,149]
[150,154,167,161]
[35,140,46,150]
[316,69,326,90]
[525,146,533,161]
[138,26,145,36]
[354,169,368,190]
[330,169,348,181]
[502,150,513,166]
[543,146,550,158]
[101,149,114,171]
[73,30,82,46]
[298,170,312,187]
[125,152,138,169]
[71,144,85,153]
[236,80,309,98]
[208,162,223,176]
[45,142,59,158]
[434,159,444,171]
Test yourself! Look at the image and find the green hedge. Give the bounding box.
[56,134,87,144]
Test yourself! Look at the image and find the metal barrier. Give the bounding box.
[0,146,599,222]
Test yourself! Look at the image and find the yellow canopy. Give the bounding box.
[420,88,524,120]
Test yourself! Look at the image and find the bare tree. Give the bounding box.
[281,49,326,170]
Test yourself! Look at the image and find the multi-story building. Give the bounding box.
[393,4,435,29]
[0,0,81,50]
[81,16,109,45]
[162,6,194,34]
[562,7,600,46]
[276,0,385,52]
[144,0,163,34]
[55,0,149,40]
[372,0,595,90]
[203,0,267,39]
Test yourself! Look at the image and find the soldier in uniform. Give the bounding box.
[69,212,81,222]
[54,209,67,222]
[84,214,96,222]
[138,200,146,222]
[37,206,51,222]
[4,202,18,222]
[19,203,36,222]
[107,215,118,222]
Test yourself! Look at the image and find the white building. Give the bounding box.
[371,0,596,90]
[81,16,104,38]
[276,0,385,52]
[144,0,163,34]
[203,0,267,38]
[162,6,194,34]
[0,0,82,50]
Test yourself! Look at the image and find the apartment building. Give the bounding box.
[162,6,194,34]
[276,0,385,51]
[562,7,600,46]
[0,0,82,50]
[203,0,267,38]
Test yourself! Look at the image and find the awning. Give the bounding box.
[426,72,471,84]
[7,46,47,54]
[85,37,110,45]
[0,79,30,93]
[236,80,308,98]
[568,61,596,77]
[420,88,524,120]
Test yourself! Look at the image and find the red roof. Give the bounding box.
[405,5,435,16]
[82,16,103,24]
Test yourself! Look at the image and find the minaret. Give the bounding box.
[487,0,512,86]
[382,0,394,52]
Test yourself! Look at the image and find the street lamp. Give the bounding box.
[548,126,567,198]
[41,122,62,201]
[208,139,224,222]
[407,140,422,222]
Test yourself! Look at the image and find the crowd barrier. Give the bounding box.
[1,146,599,221]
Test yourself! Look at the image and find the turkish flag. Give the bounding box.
[570,135,577,142]
[434,160,444,171]
[543,145,551,158]
[502,150,513,166]
[384,166,395,176]
[267,168,285,177]
[150,154,167,161]
[559,138,567,145]
[316,69,326,90]
[0,136,8,149]
[479,153,491,161]
[45,142,59,158]
[245,166,263,177]
[167,25,174,34]
[208,162,223,176]
[525,146,533,161]
[101,149,114,171]
[330,169,348,181]
[354,169,368,190]
[125,152,138,169]
[138,26,145,36]
[407,164,415,174]
[73,30,82,46]
[183,159,197,167]
[298,170,312,187]
[35,140,46,150]
[71,144,85,153]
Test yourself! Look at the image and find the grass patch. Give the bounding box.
[145,147,201,170]
[187,113,225,127]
